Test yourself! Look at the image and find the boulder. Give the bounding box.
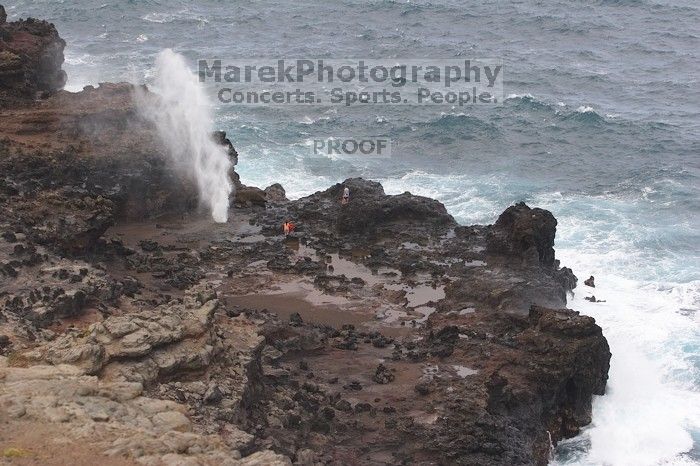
[372,363,395,384]
[264,183,288,203]
[0,12,67,101]
[235,185,267,207]
[486,202,557,266]
[291,177,455,235]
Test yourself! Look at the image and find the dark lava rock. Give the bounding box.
[203,384,223,404]
[235,186,267,207]
[139,239,160,252]
[0,10,67,101]
[557,266,578,292]
[333,327,359,350]
[290,178,456,236]
[414,382,431,396]
[372,364,395,384]
[426,325,460,358]
[289,312,303,327]
[584,275,595,287]
[343,381,362,391]
[371,334,392,348]
[486,202,557,266]
[33,197,115,255]
[120,276,140,297]
[321,406,335,420]
[431,305,610,465]
[354,402,373,414]
[334,399,352,412]
[264,183,288,203]
[444,260,572,313]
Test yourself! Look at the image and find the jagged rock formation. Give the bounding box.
[289,178,455,235]
[0,9,610,466]
[487,201,557,266]
[423,305,610,464]
[0,5,66,103]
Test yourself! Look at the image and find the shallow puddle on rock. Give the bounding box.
[400,242,423,251]
[235,233,266,243]
[326,253,393,287]
[349,245,371,259]
[464,259,486,267]
[285,240,398,287]
[429,257,461,267]
[276,241,446,329]
[412,412,440,425]
[273,280,351,307]
[379,306,409,324]
[452,365,478,378]
[285,238,320,261]
[441,228,456,240]
[244,259,268,270]
[384,282,445,308]
[413,305,437,323]
[225,291,367,328]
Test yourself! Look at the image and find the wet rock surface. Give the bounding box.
[0,174,610,465]
[0,12,610,466]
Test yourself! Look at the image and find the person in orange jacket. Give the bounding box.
[283,220,295,236]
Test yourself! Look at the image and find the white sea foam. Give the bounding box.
[506,92,535,100]
[552,259,699,466]
[533,193,700,466]
[299,115,330,125]
[135,49,233,222]
[576,105,596,113]
[142,11,209,24]
[62,52,101,92]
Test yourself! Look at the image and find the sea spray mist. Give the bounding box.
[135,49,233,223]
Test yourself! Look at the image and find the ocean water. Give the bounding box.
[5,1,699,464]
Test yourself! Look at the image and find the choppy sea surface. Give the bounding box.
[5,1,700,464]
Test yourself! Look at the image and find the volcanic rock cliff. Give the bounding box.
[0,9,610,466]
[0,5,66,104]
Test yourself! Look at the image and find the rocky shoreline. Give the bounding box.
[0,8,610,466]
